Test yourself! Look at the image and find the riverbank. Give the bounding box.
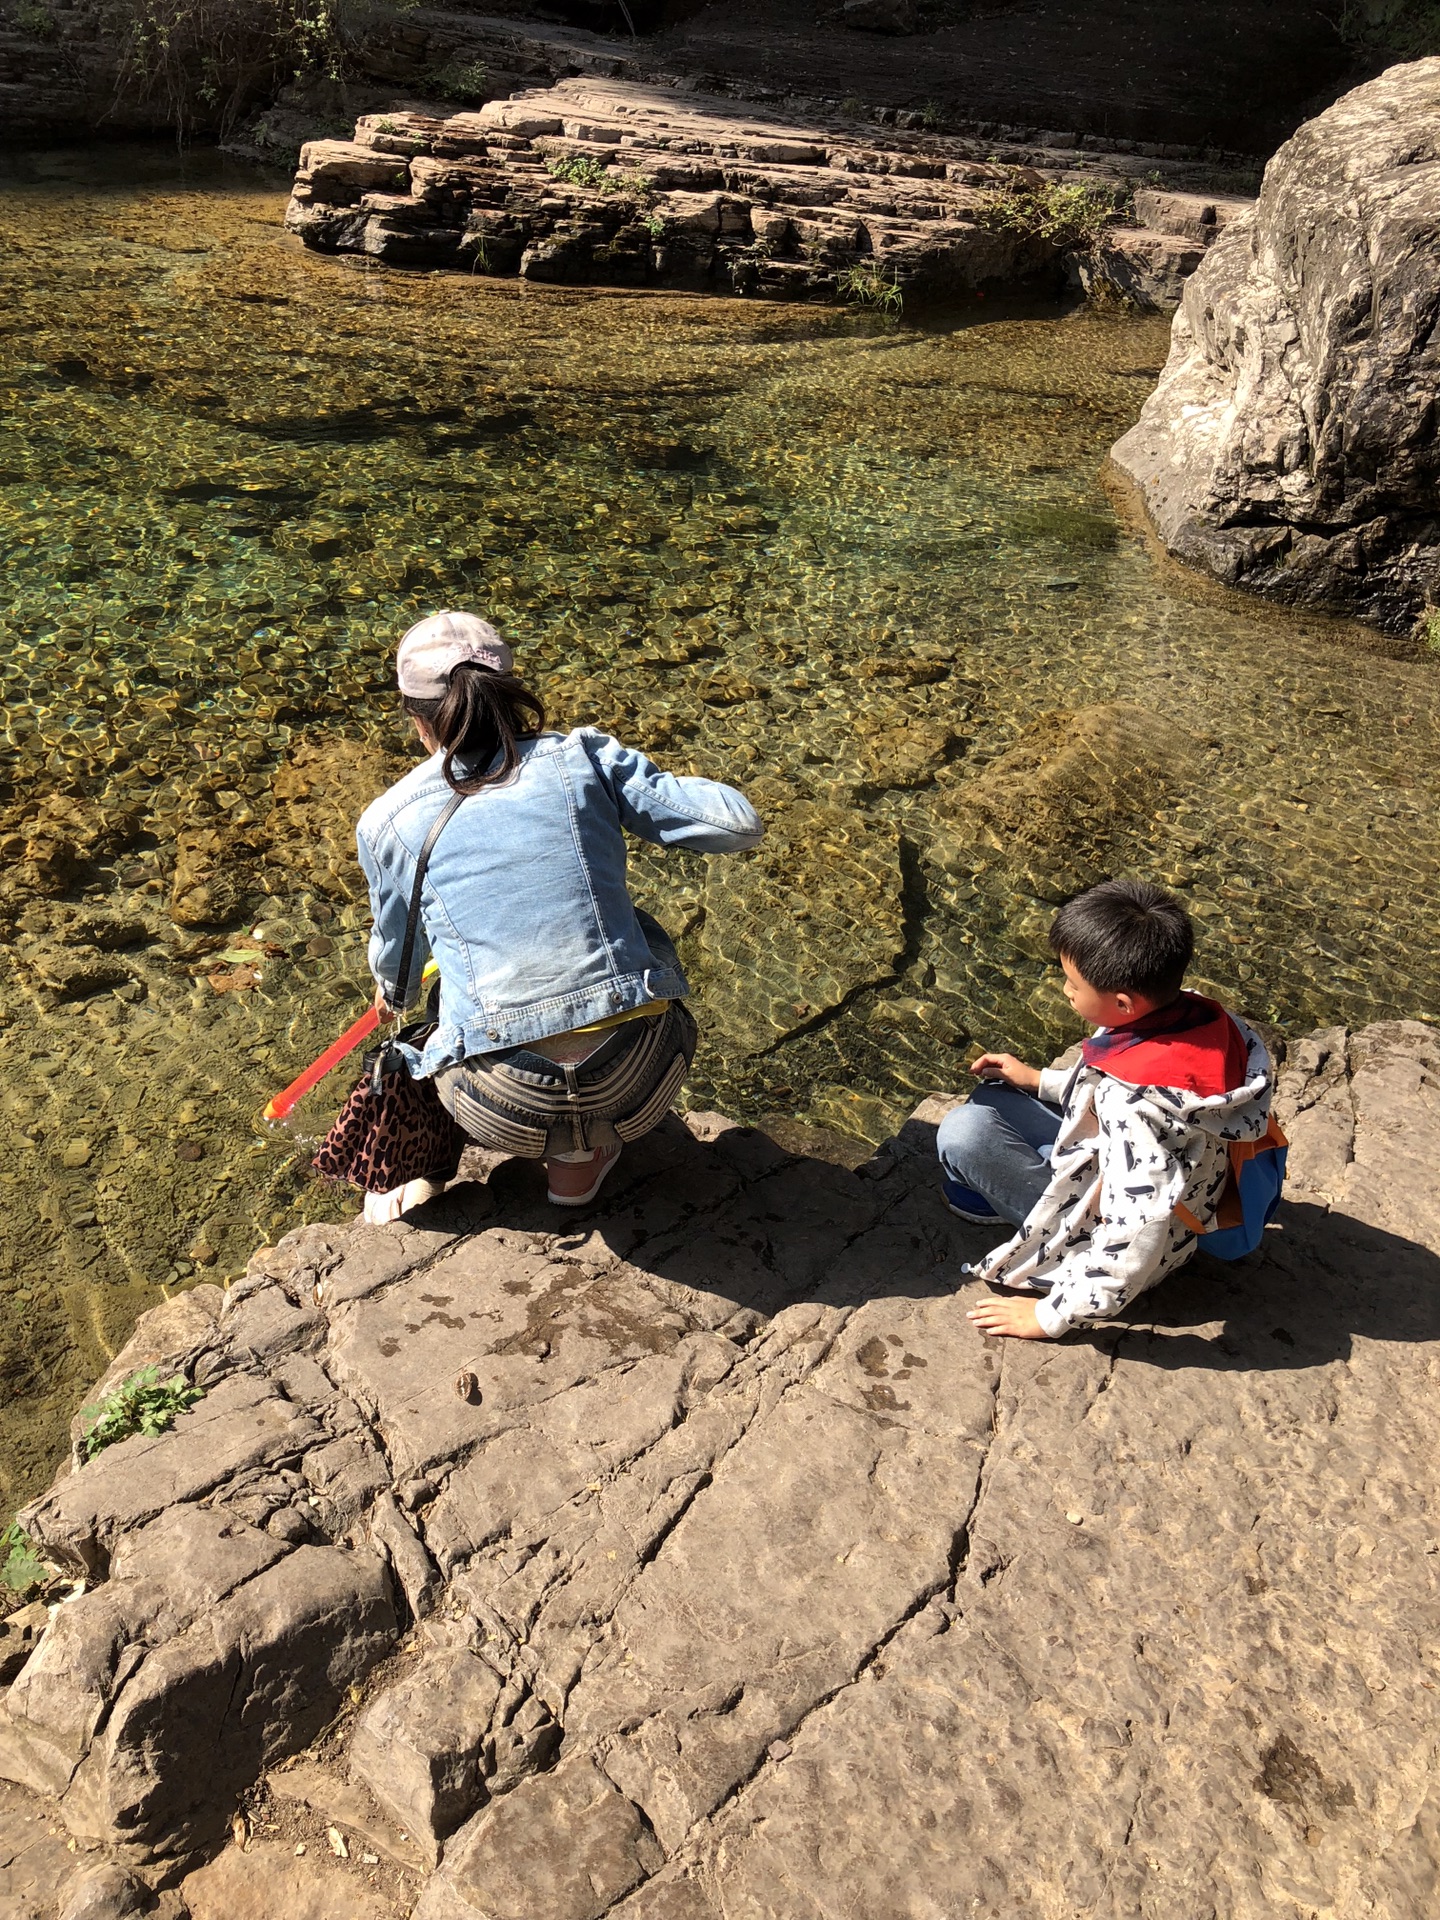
[0,0,1373,155]
[4,1018,1439,1916]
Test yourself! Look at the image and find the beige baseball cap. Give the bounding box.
[395,611,513,699]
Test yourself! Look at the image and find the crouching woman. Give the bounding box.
[355,611,762,1213]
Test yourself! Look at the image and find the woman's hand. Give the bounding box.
[373,983,395,1024]
[968,1051,1042,1093]
[966,1296,1051,1340]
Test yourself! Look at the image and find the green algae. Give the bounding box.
[1,144,1438,1505]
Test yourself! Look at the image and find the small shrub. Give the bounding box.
[13,0,58,39]
[1421,607,1440,654]
[977,178,1119,250]
[614,167,653,200]
[919,98,944,132]
[643,211,667,240]
[840,93,865,117]
[837,261,904,315]
[1,1524,45,1598]
[546,153,615,191]
[428,55,490,104]
[79,1366,203,1462]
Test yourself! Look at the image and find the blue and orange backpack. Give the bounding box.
[1174,1115,1288,1259]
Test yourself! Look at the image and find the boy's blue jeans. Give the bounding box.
[936,1082,1063,1228]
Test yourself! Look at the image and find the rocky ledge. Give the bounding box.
[1112,58,1440,634]
[4,1018,1440,1918]
[285,76,1251,309]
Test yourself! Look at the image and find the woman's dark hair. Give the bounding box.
[403,662,546,796]
[1049,878,1194,999]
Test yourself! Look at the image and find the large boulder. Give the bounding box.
[1112,59,1440,634]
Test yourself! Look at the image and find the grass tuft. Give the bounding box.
[837,261,904,315]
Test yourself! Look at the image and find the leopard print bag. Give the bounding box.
[312,1046,467,1195]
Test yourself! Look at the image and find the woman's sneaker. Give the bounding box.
[942,1179,1000,1224]
[545,1143,622,1207]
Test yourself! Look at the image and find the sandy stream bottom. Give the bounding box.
[0,146,1436,1506]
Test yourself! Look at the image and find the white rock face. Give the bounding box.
[1112,58,1440,633]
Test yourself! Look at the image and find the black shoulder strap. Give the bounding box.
[391,790,465,1013]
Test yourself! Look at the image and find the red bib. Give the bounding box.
[1082,992,1250,1098]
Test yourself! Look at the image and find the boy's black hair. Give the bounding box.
[1049,879,1194,1000]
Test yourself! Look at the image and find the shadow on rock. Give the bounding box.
[1087,1197,1440,1371]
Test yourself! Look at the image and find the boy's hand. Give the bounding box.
[968,1051,1042,1094]
[967,1296,1051,1340]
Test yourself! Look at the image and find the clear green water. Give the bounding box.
[2,147,1437,1505]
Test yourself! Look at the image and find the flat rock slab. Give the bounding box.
[3,1021,1439,1915]
[183,1839,401,1920]
[285,75,1247,307]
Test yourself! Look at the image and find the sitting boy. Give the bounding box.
[937,878,1275,1341]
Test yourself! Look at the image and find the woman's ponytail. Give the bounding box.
[403,663,547,795]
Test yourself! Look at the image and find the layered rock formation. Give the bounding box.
[284,76,1246,305]
[1112,59,1440,633]
[4,1020,1440,1916]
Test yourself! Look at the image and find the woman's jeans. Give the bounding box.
[936,1082,1063,1228]
[433,1001,698,1160]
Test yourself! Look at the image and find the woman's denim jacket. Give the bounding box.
[356,727,764,1076]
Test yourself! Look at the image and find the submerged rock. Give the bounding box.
[933,700,1202,894]
[1112,59,1440,633]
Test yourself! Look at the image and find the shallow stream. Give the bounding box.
[2,147,1437,1506]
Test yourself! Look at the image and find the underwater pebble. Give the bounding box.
[61,1139,92,1168]
[305,935,334,958]
[176,1142,204,1162]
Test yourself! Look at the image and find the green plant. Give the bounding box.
[374,115,398,133]
[976,178,1119,250]
[614,167,653,200]
[1421,607,1440,654]
[919,98,944,131]
[837,261,904,315]
[546,153,615,191]
[840,93,865,117]
[643,211,667,240]
[79,1366,203,1462]
[107,0,336,135]
[1335,0,1440,54]
[1,1524,45,1598]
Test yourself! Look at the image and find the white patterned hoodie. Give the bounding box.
[973,1011,1275,1336]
